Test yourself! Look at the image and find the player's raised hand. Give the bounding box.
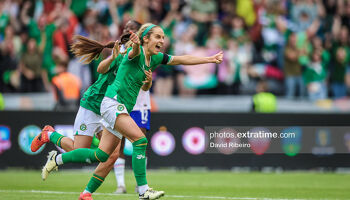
[112,40,120,59]
[211,51,223,64]
[130,31,140,45]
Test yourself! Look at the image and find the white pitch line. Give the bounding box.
[0,189,327,200]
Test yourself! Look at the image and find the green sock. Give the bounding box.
[85,173,105,193]
[49,131,65,148]
[61,148,109,164]
[132,137,148,186]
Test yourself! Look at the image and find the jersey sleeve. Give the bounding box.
[126,46,141,63]
[151,52,173,71]
[109,54,124,71]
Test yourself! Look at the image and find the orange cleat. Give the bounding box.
[31,125,54,152]
[79,192,93,200]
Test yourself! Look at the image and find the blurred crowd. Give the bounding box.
[1,0,350,102]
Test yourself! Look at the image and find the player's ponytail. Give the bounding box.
[71,33,131,64]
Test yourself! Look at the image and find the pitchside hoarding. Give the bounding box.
[0,111,350,169]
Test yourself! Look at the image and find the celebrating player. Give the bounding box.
[41,23,223,200]
[112,20,152,195]
[31,21,151,200]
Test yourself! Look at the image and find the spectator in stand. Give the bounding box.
[337,0,350,30]
[51,48,82,111]
[2,0,350,101]
[330,47,348,99]
[0,1,10,40]
[190,0,218,46]
[2,25,22,60]
[173,23,198,96]
[53,6,78,57]
[133,0,151,24]
[236,0,256,27]
[154,37,174,97]
[19,38,44,93]
[67,0,89,22]
[218,0,235,30]
[219,39,241,94]
[284,33,305,99]
[182,45,218,95]
[252,79,277,113]
[152,0,181,96]
[259,1,286,67]
[0,35,19,93]
[230,15,249,46]
[303,49,328,101]
[206,22,227,49]
[331,17,350,99]
[290,0,318,32]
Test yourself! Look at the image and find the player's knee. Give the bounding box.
[132,137,148,149]
[95,148,110,162]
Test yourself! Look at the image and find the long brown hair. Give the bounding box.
[70,33,131,64]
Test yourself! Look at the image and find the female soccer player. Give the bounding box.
[42,23,223,200]
[113,20,152,195]
[32,20,150,200]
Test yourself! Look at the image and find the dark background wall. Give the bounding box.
[0,111,350,170]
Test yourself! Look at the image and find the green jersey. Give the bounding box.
[80,55,124,115]
[105,46,172,112]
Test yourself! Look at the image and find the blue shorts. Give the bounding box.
[130,109,151,130]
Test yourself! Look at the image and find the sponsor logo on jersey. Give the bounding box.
[0,125,11,154]
[80,124,87,131]
[182,127,207,155]
[18,125,44,155]
[312,128,335,155]
[151,127,175,156]
[281,127,302,157]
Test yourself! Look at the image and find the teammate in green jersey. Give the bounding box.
[42,23,223,200]
[32,21,149,200]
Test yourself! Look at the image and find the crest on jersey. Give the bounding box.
[80,124,87,131]
[117,105,125,112]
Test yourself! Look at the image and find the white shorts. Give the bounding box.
[100,97,128,138]
[74,106,103,137]
[74,106,122,139]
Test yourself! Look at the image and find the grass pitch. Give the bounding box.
[0,169,349,200]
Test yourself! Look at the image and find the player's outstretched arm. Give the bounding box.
[168,51,223,66]
[128,31,141,60]
[97,41,120,74]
